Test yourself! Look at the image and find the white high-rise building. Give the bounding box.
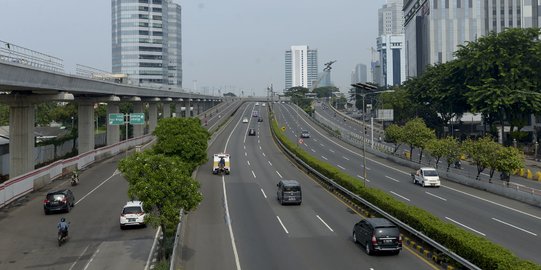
[112,0,182,87]
[403,0,531,78]
[376,0,406,87]
[285,45,318,89]
[351,63,368,84]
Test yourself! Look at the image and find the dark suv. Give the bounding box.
[276,180,302,205]
[44,189,75,214]
[352,218,402,255]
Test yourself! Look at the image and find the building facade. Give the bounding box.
[351,63,368,84]
[285,45,318,89]
[112,0,182,87]
[376,0,406,87]
[403,0,534,78]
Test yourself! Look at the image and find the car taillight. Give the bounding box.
[43,199,49,204]
[62,197,67,203]
[371,235,377,244]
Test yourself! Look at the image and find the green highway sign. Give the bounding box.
[130,113,145,125]
[108,113,125,125]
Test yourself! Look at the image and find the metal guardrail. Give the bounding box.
[169,209,184,270]
[0,40,64,73]
[270,106,481,270]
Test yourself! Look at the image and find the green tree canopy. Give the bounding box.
[384,123,404,154]
[312,86,338,98]
[462,136,499,180]
[152,117,209,168]
[402,118,436,162]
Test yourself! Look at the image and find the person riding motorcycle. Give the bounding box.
[57,217,69,238]
[71,170,79,185]
[218,157,226,170]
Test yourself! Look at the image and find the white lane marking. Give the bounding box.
[361,165,371,170]
[321,156,328,160]
[342,156,350,160]
[251,170,257,178]
[243,145,246,150]
[276,171,283,179]
[247,161,250,166]
[311,148,316,153]
[262,152,266,157]
[76,171,118,205]
[144,226,162,270]
[268,161,273,166]
[68,245,90,270]
[492,218,538,236]
[276,216,289,234]
[385,175,400,182]
[313,138,318,142]
[481,172,490,177]
[442,185,541,221]
[83,248,101,270]
[260,189,267,199]
[356,175,370,182]
[244,152,247,157]
[316,215,334,232]
[303,143,308,146]
[337,165,346,170]
[258,139,260,144]
[425,192,447,201]
[390,191,410,201]
[445,217,486,236]
[329,149,335,153]
[320,143,325,147]
[259,145,262,150]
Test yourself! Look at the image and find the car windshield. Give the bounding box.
[123,206,143,214]
[302,131,308,134]
[283,186,300,192]
[423,170,438,176]
[375,226,399,237]
[47,194,65,201]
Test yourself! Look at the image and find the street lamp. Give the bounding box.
[351,83,394,186]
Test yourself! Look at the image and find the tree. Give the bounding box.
[313,86,338,98]
[441,137,462,172]
[495,146,524,185]
[118,152,202,260]
[384,124,404,154]
[455,28,541,144]
[379,87,416,125]
[462,136,499,180]
[152,117,209,169]
[0,104,9,125]
[402,118,436,163]
[285,86,312,111]
[425,138,447,168]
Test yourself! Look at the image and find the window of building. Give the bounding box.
[469,0,473,8]
[139,46,162,52]
[153,8,162,12]
[153,31,163,36]
[139,0,149,3]
[153,15,162,21]
[152,0,162,4]
[457,0,461,8]
[139,30,150,35]
[445,0,449,8]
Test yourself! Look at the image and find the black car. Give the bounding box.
[300,130,310,138]
[248,128,256,136]
[352,218,402,255]
[44,189,75,214]
[276,180,302,205]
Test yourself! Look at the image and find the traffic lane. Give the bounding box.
[206,100,242,130]
[244,111,434,270]
[181,102,252,270]
[0,154,155,270]
[284,104,541,263]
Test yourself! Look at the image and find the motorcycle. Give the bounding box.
[453,160,462,169]
[57,226,69,246]
[70,172,79,186]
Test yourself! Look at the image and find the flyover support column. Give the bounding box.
[133,102,144,137]
[77,101,95,154]
[148,103,158,133]
[175,100,182,118]
[9,102,35,178]
[162,103,171,118]
[186,99,192,117]
[106,103,120,145]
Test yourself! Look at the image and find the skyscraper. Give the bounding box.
[376,0,405,87]
[351,63,367,84]
[112,0,182,87]
[285,45,318,90]
[403,0,527,78]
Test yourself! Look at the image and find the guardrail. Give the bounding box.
[270,108,481,270]
[0,40,64,73]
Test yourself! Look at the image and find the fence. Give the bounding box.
[0,40,64,73]
[0,134,153,208]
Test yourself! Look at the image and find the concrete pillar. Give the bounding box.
[149,103,158,133]
[175,102,182,118]
[187,99,192,117]
[78,101,95,154]
[106,103,120,145]
[133,102,144,137]
[9,102,35,178]
[163,103,171,118]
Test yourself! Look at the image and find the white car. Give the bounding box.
[120,201,146,229]
[255,102,260,106]
[242,117,249,123]
[262,103,266,107]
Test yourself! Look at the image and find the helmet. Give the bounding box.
[60,217,66,222]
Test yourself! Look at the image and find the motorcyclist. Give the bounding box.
[71,170,79,185]
[57,217,69,238]
[218,157,226,169]
[454,160,462,169]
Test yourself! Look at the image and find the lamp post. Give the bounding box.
[351,83,394,186]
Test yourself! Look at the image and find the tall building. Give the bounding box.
[376,0,406,87]
[112,0,182,87]
[403,0,529,78]
[285,45,318,89]
[351,63,368,84]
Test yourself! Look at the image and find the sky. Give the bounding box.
[0,0,386,96]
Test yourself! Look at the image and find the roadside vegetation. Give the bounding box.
[118,117,207,261]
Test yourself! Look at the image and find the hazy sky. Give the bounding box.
[0,0,386,96]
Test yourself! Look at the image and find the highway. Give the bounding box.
[182,102,434,270]
[275,102,541,264]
